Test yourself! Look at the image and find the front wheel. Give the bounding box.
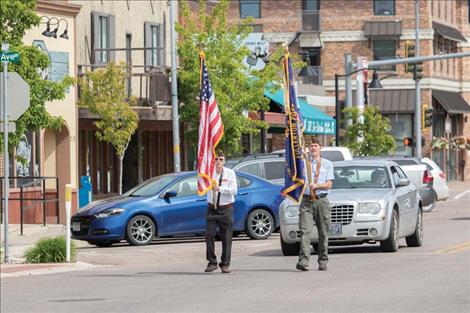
[126,215,156,246]
[380,209,399,252]
[406,208,423,247]
[245,209,274,240]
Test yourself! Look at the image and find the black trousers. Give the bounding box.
[206,204,233,267]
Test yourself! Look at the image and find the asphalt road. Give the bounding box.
[1,189,469,313]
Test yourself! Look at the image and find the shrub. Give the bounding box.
[24,236,76,263]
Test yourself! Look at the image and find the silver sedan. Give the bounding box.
[280,160,423,255]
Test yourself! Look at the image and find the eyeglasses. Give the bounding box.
[215,157,225,161]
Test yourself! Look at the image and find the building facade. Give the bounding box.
[70,0,175,196]
[2,0,82,224]
[226,0,470,181]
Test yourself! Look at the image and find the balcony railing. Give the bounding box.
[301,66,323,85]
[77,47,171,107]
[302,10,321,32]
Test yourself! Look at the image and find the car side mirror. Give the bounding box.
[163,191,177,198]
[397,178,410,187]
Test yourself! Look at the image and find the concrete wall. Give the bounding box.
[22,9,78,191]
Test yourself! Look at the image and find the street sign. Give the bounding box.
[0,72,30,120]
[0,51,20,63]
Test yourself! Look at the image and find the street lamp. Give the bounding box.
[334,69,384,145]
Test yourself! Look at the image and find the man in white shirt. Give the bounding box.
[205,150,238,274]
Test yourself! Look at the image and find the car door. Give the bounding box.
[232,175,253,230]
[159,175,208,236]
[396,166,416,234]
[390,165,409,235]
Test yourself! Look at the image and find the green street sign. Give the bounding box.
[0,51,20,63]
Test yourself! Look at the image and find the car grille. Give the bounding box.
[71,215,94,236]
[331,204,354,225]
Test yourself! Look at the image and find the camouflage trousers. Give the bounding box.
[298,196,330,267]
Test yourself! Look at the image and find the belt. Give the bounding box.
[305,193,328,200]
[208,203,233,210]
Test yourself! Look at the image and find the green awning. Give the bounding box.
[264,87,336,135]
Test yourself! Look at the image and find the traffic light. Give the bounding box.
[413,62,424,80]
[424,105,433,128]
[404,40,415,73]
[403,137,414,147]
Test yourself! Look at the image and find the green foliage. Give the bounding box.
[77,62,139,158]
[342,106,396,156]
[176,0,284,155]
[24,236,76,263]
[0,0,72,152]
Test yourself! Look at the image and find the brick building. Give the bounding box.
[225,0,470,181]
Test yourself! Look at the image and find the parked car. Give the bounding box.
[272,146,353,162]
[227,147,353,185]
[227,153,285,185]
[279,160,423,255]
[71,171,283,247]
[421,157,449,201]
[356,156,437,212]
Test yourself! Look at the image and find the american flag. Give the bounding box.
[197,54,224,195]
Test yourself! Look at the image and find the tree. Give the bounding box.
[0,0,72,152]
[176,0,284,155]
[342,106,396,156]
[78,62,139,195]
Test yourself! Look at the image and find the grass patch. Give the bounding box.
[24,236,76,263]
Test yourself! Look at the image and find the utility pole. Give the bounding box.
[344,53,352,128]
[2,42,9,263]
[170,0,181,172]
[414,0,422,158]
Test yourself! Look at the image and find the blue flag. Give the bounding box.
[282,52,306,204]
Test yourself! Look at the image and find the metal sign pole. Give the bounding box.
[2,42,9,263]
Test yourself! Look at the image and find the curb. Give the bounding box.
[0,261,95,278]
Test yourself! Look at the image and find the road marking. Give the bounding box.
[435,241,470,254]
[453,190,470,200]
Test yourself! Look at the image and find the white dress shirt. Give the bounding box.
[206,167,238,206]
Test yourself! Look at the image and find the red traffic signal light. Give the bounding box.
[403,137,414,147]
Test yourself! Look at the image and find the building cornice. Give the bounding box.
[324,77,470,92]
[319,29,435,42]
[37,0,81,17]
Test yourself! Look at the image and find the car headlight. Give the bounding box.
[358,202,381,214]
[94,208,125,219]
[285,206,300,218]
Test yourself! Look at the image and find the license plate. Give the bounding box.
[329,223,342,235]
[72,222,81,232]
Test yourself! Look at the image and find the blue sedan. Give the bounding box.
[71,171,283,247]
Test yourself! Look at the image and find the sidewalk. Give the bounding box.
[0,224,93,277]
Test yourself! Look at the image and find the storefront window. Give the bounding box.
[385,114,413,156]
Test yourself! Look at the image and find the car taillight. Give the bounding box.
[439,172,446,179]
[423,170,433,184]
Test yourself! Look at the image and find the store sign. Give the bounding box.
[242,33,270,71]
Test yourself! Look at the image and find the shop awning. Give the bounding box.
[432,90,470,113]
[353,89,416,113]
[433,22,466,42]
[264,87,336,135]
[364,21,402,37]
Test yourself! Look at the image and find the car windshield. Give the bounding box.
[124,175,177,197]
[332,166,391,189]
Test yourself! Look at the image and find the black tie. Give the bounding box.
[216,169,223,207]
